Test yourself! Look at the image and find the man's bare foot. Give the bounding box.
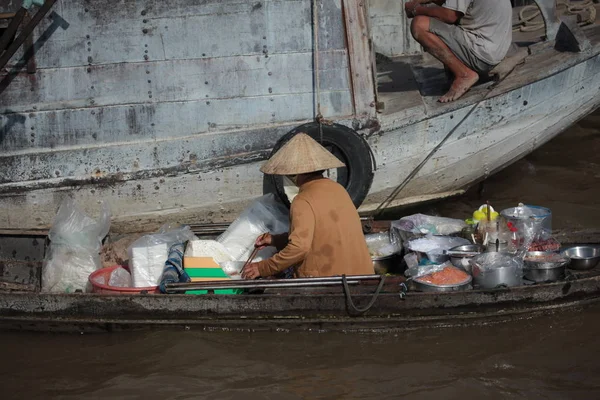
[439,70,479,103]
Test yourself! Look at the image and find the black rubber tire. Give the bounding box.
[264,122,374,208]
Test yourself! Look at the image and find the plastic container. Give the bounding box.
[500,205,552,233]
[184,266,243,295]
[89,265,159,294]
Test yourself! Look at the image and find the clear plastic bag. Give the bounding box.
[128,224,197,287]
[469,252,523,288]
[217,194,290,262]
[392,214,466,241]
[407,235,470,254]
[515,217,545,258]
[405,262,450,279]
[184,240,233,263]
[108,266,132,287]
[42,197,111,293]
[528,230,561,252]
[365,232,402,259]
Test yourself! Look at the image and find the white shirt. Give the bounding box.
[444,0,513,64]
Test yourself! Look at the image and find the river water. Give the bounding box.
[0,111,598,399]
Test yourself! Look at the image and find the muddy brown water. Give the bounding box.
[0,110,599,399]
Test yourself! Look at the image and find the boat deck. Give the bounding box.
[375,5,600,129]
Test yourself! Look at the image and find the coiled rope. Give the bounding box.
[513,0,596,33]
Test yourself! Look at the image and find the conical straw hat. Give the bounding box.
[260,133,346,175]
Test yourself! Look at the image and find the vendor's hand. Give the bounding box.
[405,1,417,18]
[241,262,261,280]
[255,233,272,249]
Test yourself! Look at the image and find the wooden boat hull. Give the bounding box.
[1,271,600,333]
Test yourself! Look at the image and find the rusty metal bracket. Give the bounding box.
[23,11,36,74]
[0,7,26,54]
[0,0,57,72]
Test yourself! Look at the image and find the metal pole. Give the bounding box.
[166,275,383,288]
[165,280,362,293]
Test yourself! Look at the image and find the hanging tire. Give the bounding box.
[263,122,375,208]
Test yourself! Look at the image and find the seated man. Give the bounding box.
[241,133,374,279]
[405,0,512,102]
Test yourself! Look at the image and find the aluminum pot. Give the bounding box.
[523,251,569,283]
[372,253,401,275]
[524,267,565,283]
[411,275,472,293]
[470,253,523,289]
[447,244,485,273]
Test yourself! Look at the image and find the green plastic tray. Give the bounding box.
[185,267,228,278]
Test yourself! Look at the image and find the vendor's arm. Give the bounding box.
[405,1,462,24]
[255,199,315,277]
[271,233,289,251]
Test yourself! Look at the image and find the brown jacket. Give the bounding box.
[256,178,374,278]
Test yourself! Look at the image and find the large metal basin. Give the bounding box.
[562,246,600,270]
[412,275,472,293]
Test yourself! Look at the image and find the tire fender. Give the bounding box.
[263,122,375,208]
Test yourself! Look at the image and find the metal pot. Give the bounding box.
[523,251,569,283]
[426,252,450,264]
[523,266,565,283]
[447,244,485,273]
[372,253,400,275]
[411,275,472,293]
[470,253,523,289]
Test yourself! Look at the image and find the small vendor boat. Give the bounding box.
[1,225,599,333]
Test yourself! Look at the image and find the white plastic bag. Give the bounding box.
[392,214,466,241]
[109,266,132,287]
[407,235,470,255]
[217,194,290,262]
[184,240,233,263]
[365,232,402,258]
[128,224,197,287]
[42,197,111,293]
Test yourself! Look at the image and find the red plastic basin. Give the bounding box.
[89,265,159,294]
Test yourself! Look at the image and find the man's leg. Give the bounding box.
[410,15,479,103]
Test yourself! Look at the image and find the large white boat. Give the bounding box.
[0,0,598,233]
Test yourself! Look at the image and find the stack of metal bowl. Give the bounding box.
[561,246,600,270]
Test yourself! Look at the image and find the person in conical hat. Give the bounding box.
[242,133,374,279]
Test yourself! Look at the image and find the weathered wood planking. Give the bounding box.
[367,0,422,57]
[0,50,350,114]
[1,0,346,69]
[342,0,376,117]
[0,90,353,182]
[0,154,271,232]
[0,0,356,168]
